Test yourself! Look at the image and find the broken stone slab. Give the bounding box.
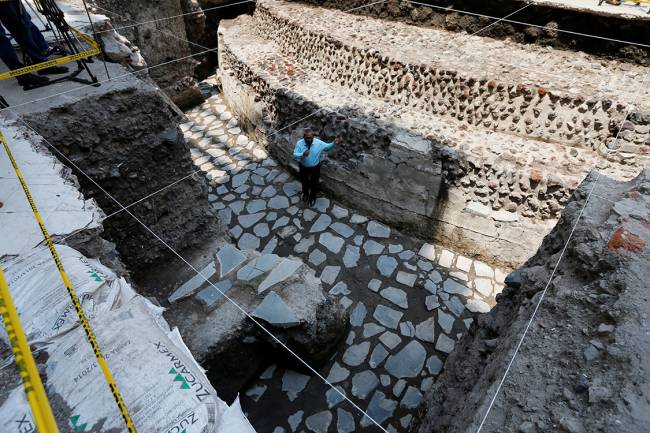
[368,279,382,292]
[363,239,385,256]
[393,379,407,398]
[314,197,330,212]
[288,411,303,432]
[349,302,367,326]
[473,261,494,278]
[305,411,332,433]
[169,261,216,303]
[396,271,417,287]
[466,298,491,313]
[418,243,436,261]
[342,245,360,268]
[351,371,380,399]
[400,386,423,409]
[380,287,409,309]
[231,171,249,188]
[435,333,456,354]
[245,384,267,402]
[369,343,390,368]
[272,216,290,230]
[437,310,455,334]
[320,265,340,285]
[283,181,302,197]
[376,255,398,277]
[474,278,493,297]
[438,249,454,268]
[384,340,427,378]
[367,220,391,238]
[373,305,403,329]
[247,199,267,213]
[379,331,402,350]
[308,248,327,266]
[309,214,332,233]
[442,278,473,297]
[327,204,347,219]
[237,254,280,281]
[319,232,345,254]
[337,409,355,433]
[260,364,276,379]
[166,246,346,399]
[400,321,415,337]
[239,212,266,228]
[426,355,443,375]
[268,195,290,209]
[254,223,270,237]
[258,258,303,293]
[329,281,350,296]
[363,323,385,338]
[445,296,466,317]
[415,317,436,343]
[326,362,349,383]
[195,279,233,312]
[342,341,371,367]
[325,386,345,409]
[294,236,315,254]
[252,291,300,328]
[360,391,397,428]
[282,370,310,402]
[330,222,354,238]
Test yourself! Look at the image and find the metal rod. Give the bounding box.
[80,0,110,80]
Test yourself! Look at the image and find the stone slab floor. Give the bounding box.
[180,90,508,433]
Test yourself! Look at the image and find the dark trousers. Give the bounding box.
[299,163,321,200]
[0,2,49,72]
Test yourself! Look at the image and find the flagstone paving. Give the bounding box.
[181,93,507,432]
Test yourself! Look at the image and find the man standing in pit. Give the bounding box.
[293,128,341,206]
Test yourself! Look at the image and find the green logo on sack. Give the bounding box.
[70,415,88,432]
[87,270,103,282]
[169,368,190,389]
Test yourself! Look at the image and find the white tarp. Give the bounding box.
[0,245,257,433]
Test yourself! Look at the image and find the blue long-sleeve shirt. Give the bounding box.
[293,137,335,168]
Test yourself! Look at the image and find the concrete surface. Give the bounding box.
[0,119,102,257]
[0,60,148,114]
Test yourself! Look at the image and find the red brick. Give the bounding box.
[608,227,646,253]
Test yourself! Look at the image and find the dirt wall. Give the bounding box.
[23,87,219,279]
[414,169,650,433]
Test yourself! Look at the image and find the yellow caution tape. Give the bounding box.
[0,131,138,433]
[0,25,101,80]
[0,267,61,433]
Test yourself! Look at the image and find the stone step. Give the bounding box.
[216,13,643,266]
[254,0,650,161]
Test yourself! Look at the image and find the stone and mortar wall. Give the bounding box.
[291,0,650,66]
[219,42,557,267]
[254,3,650,162]
[219,41,579,224]
[216,6,648,266]
[23,87,219,277]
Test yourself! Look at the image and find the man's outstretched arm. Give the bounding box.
[319,136,341,151]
